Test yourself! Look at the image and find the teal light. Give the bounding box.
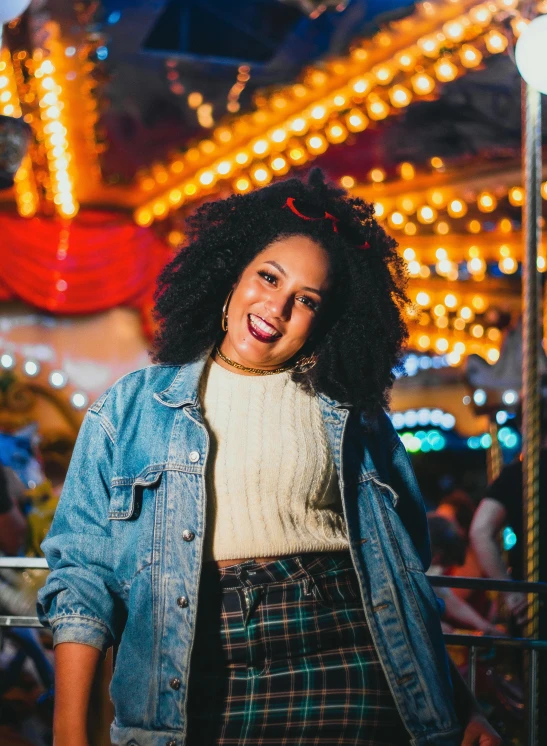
[480,433,492,449]
[467,436,480,449]
[503,526,517,550]
[401,432,421,453]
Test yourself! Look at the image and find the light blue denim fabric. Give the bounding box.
[37,353,463,746]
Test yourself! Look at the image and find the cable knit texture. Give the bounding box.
[199,358,349,560]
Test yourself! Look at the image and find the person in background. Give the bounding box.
[427,514,502,636]
[438,490,490,616]
[0,464,27,556]
[469,406,547,624]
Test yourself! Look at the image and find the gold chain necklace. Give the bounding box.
[214,346,293,376]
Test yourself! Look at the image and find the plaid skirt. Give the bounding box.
[186,551,410,745]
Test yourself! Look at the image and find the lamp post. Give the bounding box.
[515,15,546,746]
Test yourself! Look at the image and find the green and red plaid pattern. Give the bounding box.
[186,552,409,745]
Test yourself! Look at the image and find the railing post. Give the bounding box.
[468,646,477,695]
[521,79,542,746]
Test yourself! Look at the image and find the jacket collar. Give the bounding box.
[153,352,212,408]
[153,348,353,411]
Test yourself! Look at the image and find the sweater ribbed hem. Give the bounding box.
[204,537,350,562]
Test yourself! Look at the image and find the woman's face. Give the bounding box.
[220,235,331,371]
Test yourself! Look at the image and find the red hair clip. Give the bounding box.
[284,197,370,249]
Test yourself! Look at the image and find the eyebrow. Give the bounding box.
[263,260,324,296]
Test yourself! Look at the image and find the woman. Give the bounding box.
[37,170,499,746]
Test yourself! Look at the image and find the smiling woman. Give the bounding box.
[153,168,409,413]
[38,169,500,746]
[217,235,329,373]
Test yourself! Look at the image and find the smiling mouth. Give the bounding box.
[247,314,282,342]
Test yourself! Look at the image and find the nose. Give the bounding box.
[265,292,293,321]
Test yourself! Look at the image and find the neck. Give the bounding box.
[215,338,293,377]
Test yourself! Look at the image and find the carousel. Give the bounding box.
[0,1,545,744]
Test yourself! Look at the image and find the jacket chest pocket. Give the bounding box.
[369,477,425,573]
[108,471,163,520]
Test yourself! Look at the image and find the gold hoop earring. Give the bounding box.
[221,289,233,332]
[294,353,318,374]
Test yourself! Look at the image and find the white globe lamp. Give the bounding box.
[515,15,547,95]
[0,0,32,25]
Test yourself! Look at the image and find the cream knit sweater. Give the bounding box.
[199,358,349,561]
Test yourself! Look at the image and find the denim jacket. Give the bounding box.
[37,354,462,746]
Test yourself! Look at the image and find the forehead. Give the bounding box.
[252,235,330,287]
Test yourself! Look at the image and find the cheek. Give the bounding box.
[288,310,316,341]
[233,281,262,310]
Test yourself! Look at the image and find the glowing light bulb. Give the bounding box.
[499,256,518,274]
[469,5,492,25]
[373,202,385,218]
[372,64,394,84]
[369,168,386,183]
[326,122,348,144]
[351,76,372,95]
[389,85,412,108]
[289,117,307,134]
[467,257,486,275]
[310,105,327,120]
[403,248,416,261]
[395,51,416,71]
[306,134,327,154]
[251,166,271,185]
[447,199,467,218]
[485,31,508,54]
[366,97,389,120]
[270,128,287,144]
[252,139,269,156]
[435,59,458,82]
[198,171,215,186]
[508,186,524,206]
[477,191,497,212]
[270,156,288,173]
[346,109,369,131]
[411,73,435,95]
[417,205,437,224]
[460,44,482,68]
[216,161,232,176]
[443,20,465,42]
[388,211,406,228]
[418,35,440,57]
[234,177,251,192]
[399,162,415,181]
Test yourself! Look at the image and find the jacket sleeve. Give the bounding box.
[36,407,120,653]
[379,411,432,573]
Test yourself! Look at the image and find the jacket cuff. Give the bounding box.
[51,614,113,653]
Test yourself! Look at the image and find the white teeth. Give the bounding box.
[249,314,280,337]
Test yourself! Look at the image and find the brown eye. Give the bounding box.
[298,296,319,312]
[258,270,277,284]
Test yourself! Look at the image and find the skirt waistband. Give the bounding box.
[200,550,354,591]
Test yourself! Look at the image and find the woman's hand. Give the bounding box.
[461,712,501,745]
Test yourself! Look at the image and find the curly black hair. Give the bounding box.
[153,168,409,414]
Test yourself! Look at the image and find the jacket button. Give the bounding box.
[177,596,189,608]
[169,677,181,690]
[166,741,177,746]
[189,450,200,463]
[182,529,195,542]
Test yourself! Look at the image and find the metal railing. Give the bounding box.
[429,574,547,746]
[1,559,546,744]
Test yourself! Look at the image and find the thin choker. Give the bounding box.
[214,346,293,376]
